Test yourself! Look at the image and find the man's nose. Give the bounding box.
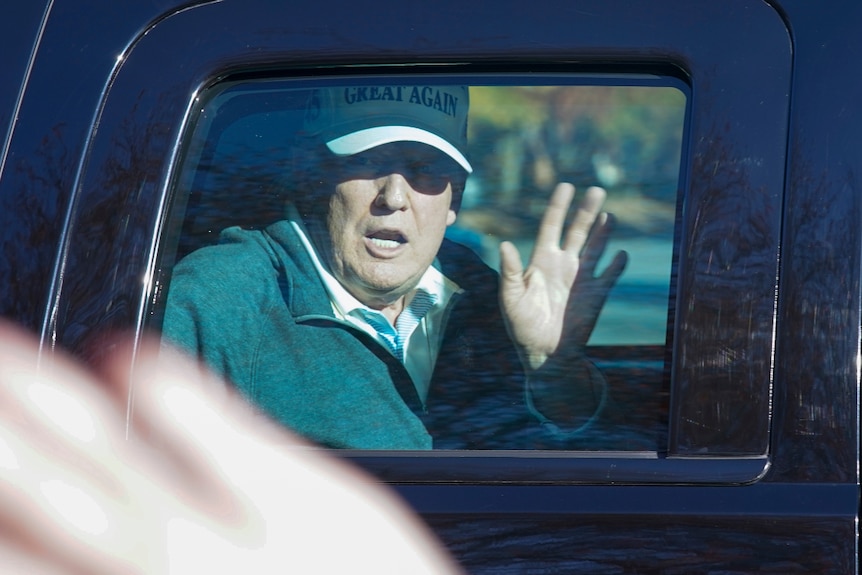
[374,173,410,211]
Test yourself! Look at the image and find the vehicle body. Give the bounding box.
[1,0,858,572]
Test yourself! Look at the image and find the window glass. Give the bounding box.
[159,75,687,452]
[459,84,683,346]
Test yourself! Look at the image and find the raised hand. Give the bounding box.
[499,183,627,372]
[0,322,462,574]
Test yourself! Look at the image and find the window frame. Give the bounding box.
[48,0,791,484]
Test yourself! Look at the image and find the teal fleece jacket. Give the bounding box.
[162,220,543,449]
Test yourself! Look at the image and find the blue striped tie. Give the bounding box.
[394,290,434,360]
[358,290,434,361]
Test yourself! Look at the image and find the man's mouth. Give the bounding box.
[367,230,406,249]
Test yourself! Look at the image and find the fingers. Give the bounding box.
[121,342,463,574]
[0,432,104,573]
[534,183,608,257]
[101,339,286,519]
[0,539,76,575]
[0,400,167,574]
[498,240,528,310]
[499,240,525,282]
[0,323,180,573]
[0,324,133,492]
[0,325,463,574]
[0,322,464,574]
[578,211,627,282]
[562,186,606,254]
[534,182,575,249]
[602,249,629,286]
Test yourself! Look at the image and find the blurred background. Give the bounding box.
[452,85,686,345]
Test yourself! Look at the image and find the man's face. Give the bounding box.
[312,142,461,309]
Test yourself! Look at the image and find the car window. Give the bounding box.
[31,0,789,482]
[156,74,687,453]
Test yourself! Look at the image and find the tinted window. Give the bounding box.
[156,75,687,452]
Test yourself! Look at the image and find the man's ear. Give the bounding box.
[446,209,457,226]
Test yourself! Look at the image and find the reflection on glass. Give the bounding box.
[158,77,687,453]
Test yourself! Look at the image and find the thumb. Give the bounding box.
[498,241,526,307]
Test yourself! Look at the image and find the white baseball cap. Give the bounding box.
[302,85,472,173]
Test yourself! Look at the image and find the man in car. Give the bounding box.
[162,85,627,449]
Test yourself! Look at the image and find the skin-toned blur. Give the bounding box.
[0,322,462,574]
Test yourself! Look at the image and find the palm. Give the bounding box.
[499,183,627,371]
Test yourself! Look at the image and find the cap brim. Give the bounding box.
[326,126,472,173]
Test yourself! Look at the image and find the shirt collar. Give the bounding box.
[285,204,460,321]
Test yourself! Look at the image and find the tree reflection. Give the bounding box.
[674,121,779,454]
[1,124,73,329]
[771,143,858,482]
[55,93,175,361]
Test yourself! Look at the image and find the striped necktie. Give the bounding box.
[358,290,435,361]
[394,289,434,360]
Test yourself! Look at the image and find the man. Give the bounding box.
[163,84,627,449]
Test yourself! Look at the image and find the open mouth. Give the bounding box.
[367,230,406,249]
